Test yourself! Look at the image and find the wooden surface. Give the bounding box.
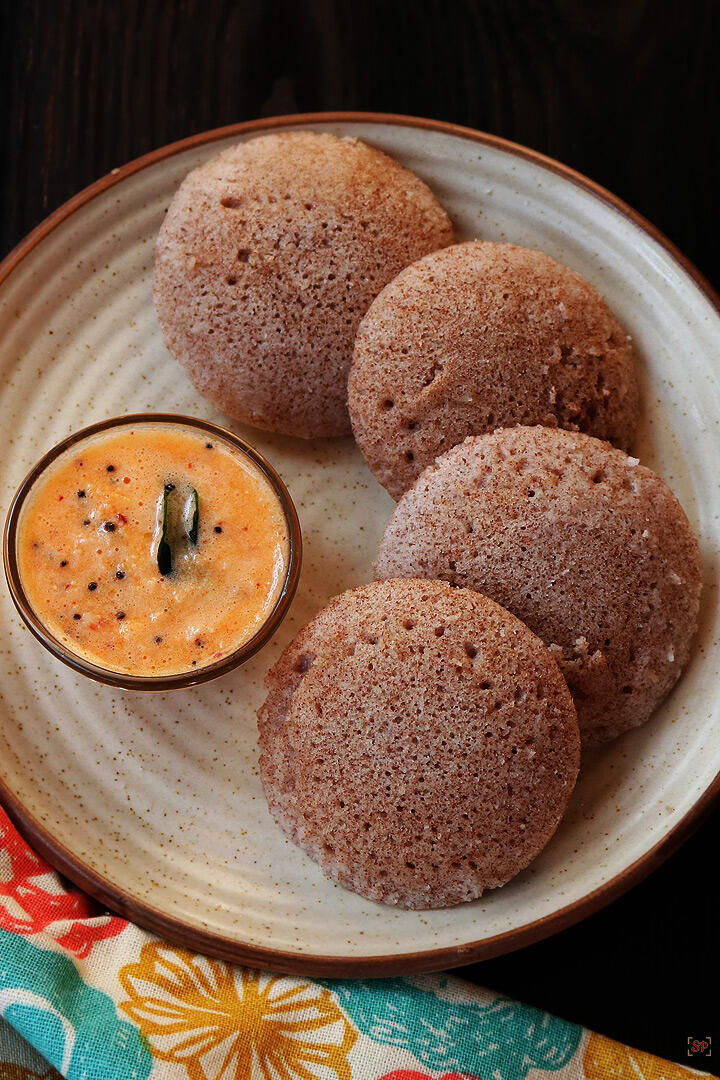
[1,0,718,1066]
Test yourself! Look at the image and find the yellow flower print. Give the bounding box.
[584,1032,711,1079]
[119,943,357,1080]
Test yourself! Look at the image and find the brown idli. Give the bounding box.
[349,241,639,497]
[375,426,702,745]
[154,131,453,439]
[258,578,579,909]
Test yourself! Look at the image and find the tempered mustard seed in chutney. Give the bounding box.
[16,423,290,677]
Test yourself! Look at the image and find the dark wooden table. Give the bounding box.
[1,0,718,1068]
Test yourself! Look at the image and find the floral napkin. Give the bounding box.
[0,807,713,1080]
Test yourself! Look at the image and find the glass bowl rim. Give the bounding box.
[3,412,302,691]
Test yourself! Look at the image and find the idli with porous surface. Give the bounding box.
[258,578,579,909]
[375,426,702,745]
[349,241,639,497]
[154,131,454,438]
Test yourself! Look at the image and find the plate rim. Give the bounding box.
[1,110,719,977]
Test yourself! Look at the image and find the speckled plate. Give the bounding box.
[1,114,719,976]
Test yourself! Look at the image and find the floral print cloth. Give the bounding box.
[0,808,714,1080]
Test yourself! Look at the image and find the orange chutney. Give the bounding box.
[17,424,289,676]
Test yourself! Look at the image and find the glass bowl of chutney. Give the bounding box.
[3,413,302,690]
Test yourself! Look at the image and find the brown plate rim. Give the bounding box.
[1,110,719,977]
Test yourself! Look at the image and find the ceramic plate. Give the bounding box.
[1,114,719,976]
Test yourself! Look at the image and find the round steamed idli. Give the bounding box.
[154,131,454,438]
[258,578,579,909]
[375,426,702,744]
[349,241,639,497]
